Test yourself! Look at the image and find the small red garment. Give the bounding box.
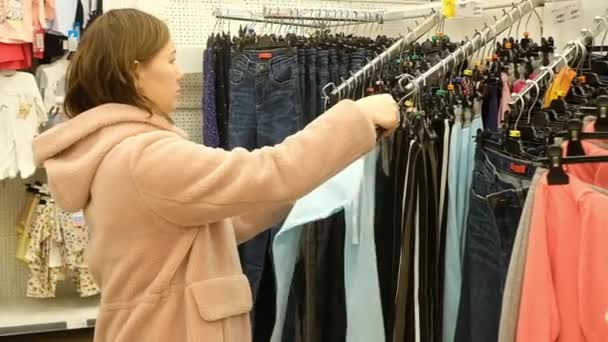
[0,43,32,70]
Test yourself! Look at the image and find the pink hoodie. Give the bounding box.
[33,101,376,342]
[516,141,608,342]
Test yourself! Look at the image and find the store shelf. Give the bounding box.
[0,296,99,336]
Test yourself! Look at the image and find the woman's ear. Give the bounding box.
[132,60,142,89]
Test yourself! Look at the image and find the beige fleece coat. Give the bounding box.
[33,101,376,342]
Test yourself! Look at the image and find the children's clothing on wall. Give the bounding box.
[16,183,100,298]
[0,71,46,180]
[0,0,103,69]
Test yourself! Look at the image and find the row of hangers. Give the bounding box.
[481,35,608,185]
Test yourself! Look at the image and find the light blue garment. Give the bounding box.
[442,116,463,342]
[271,149,385,342]
[461,115,484,254]
[343,149,384,342]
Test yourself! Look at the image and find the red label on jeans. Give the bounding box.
[509,163,527,175]
[258,52,273,59]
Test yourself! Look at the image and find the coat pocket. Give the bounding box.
[188,274,253,322]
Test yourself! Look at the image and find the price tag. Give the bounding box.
[33,29,44,53]
[457,0,483,18]
[447,84,455,91]
[442,0,456,19]
[66,319,88,330]
[463,69,473,76]
[72,211,85,227]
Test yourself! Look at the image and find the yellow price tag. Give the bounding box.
[463,69,473,76]
[442,0,456,18]
[404,100,414,107]
[509,130,521,138]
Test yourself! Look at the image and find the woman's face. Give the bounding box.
[135,41,183,116]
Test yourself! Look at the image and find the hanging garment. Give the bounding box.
[271,149,384,342]
[215,37,230,148]
[26,200,62,298]
[516,174,608,342]
[0,0,34,43]
[0,42,32,69]
[498,72,512,124]
[442,109,464,342]
[542,66,577,108]
[228,48,304,304]
[50,0,79,36]
[497,168,547,342]
[202,47,220,147]
[56,209,100,296]
[16,189,39,262]
[35,55,69,112]
[0,72,47,180]
[455,147,535,342]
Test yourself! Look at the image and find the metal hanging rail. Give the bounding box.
[263,7,385,24]
[213,8,324,29]
[509,14,608,106]
[399,0,542,98]
[327,10,442,103]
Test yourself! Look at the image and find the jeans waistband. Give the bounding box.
[232,47,297,65]
[473,146,535,200]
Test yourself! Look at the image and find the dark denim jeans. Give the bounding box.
[339,50,349,83]
[228,47,303,305]
[305,49,318,125]
[329,49,340,87]
[455,147,534,342]
[316,49,330,116]
[298,49,307,124]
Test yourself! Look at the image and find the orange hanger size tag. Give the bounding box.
[447,84,455,91]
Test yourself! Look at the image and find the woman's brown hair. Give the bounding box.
[64,9,170,118]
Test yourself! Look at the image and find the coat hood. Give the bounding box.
[33,103,187,212]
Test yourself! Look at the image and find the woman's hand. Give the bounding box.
[356,94,400,139]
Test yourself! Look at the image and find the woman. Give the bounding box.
[33,9,399,342]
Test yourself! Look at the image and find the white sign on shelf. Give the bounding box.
[66,318,88,330]
[457,0,483,19]
[551,0,582,25]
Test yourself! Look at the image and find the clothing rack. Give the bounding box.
[509,14,608,106]
[329,0,547,103]
[398,0,542,98]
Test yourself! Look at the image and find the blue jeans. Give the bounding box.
[316,49,330,116]
[228,48,303,303]
[329,49,340,87]
[339,50,349,83]
[298,49,307,125]
[305,49,318,124]
[454,147,534,342]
